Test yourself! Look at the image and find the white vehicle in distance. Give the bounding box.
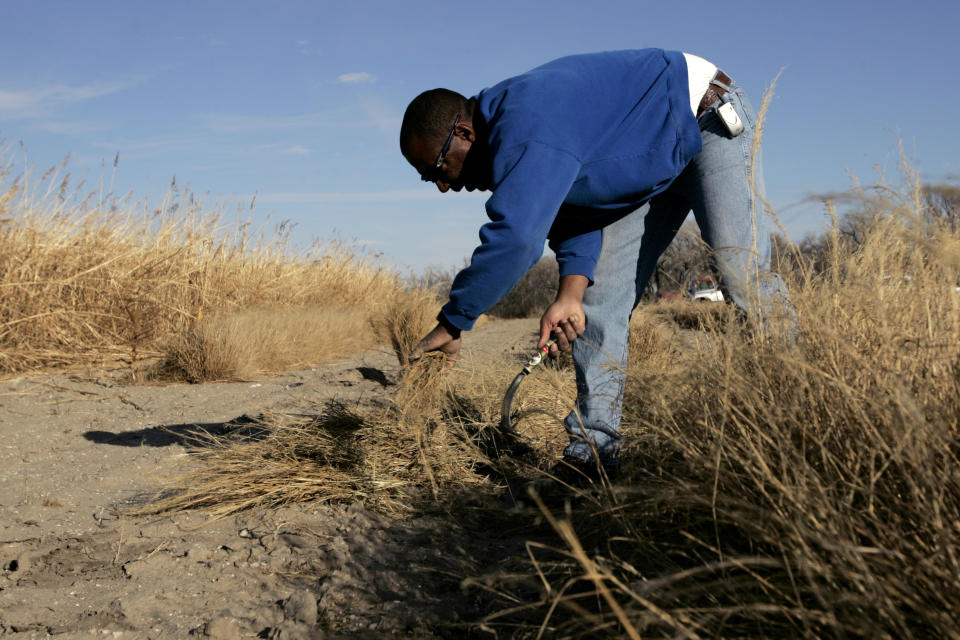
[691,277,724,302]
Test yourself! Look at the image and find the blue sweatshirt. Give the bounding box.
[440,48,702,331]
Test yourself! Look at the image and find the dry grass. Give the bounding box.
[136,288,511,518]
[496,179,960,636]
[36,84,951,635]
[125,152,959,635]
[136,361,519,519]
[141,184,960,635]
[155,306,378,382]
[0,150,399,376]
[140,403,423,518]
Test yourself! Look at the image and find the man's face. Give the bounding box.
[405,120,487,193]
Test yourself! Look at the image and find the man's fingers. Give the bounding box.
[548,338,561,357]
[552,326,571,353]
[442,351,459,370]
[408,328,448,365]
[559,319,578,343]
[408,345,458,368]
[551,313,584,354]
[570,313,585,336]
[408,336,430,363]
[538,323,554,350]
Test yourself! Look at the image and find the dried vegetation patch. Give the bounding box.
[11,145,959,636]
[494,180,960,638]
[147,173,960,637]
[0,151,400,377]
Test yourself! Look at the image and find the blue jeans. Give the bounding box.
[563,84,791,464]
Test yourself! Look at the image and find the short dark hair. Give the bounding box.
[399,88,468,157]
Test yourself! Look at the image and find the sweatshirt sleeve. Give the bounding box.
[439,142,582,331]
[548,228,601,282]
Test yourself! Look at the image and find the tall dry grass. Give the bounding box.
[157,306,378,382]
[495,175,960,637]
[0,150,399,377]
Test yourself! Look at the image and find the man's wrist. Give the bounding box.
[436,313,462,339]
[556,274,589,302]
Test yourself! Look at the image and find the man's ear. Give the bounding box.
[456,120,475,142]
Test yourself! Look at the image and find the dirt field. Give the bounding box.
[0,319,548,639]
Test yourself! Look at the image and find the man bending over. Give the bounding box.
[400,49,789,469]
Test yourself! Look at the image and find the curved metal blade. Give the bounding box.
[499,338,555,433]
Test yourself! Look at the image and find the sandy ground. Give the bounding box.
[0,319,548,639]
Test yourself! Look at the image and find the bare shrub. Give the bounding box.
[649,220,716,299]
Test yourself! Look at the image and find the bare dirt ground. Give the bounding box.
[0,319,549,639]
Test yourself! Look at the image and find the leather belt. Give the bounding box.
[696,70,733,117]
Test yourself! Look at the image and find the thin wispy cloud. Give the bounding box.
[295,39,320,56]
[197,108,373,133]
[337,72,377,84]
[91,134,199,153]
[30,120,112,136]
[0,84,124,120]
[281,145,309,155]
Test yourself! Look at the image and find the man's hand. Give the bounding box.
[409,321,462,367]
[539,274,588,356]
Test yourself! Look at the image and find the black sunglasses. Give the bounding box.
[429,113,461,176]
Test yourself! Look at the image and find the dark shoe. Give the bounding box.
[563,439,621,472]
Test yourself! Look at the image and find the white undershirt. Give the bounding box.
[682,52,718,118]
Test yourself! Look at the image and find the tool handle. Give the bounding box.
[522,338,555,373]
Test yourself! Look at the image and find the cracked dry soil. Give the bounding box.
[0,319,551,639]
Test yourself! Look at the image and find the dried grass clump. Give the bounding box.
[627,306,685,367]
[369,286,441,366]
[0,150,398,375]
[649,297,736,331]
[140,360,534,519]
[140,403,418,518]
[143,307,576,520]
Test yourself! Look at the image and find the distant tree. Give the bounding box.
[772,179,960,279]
[409,257,557,319]
[922,183,960,231]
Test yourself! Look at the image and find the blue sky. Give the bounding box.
[1,0,956,272]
